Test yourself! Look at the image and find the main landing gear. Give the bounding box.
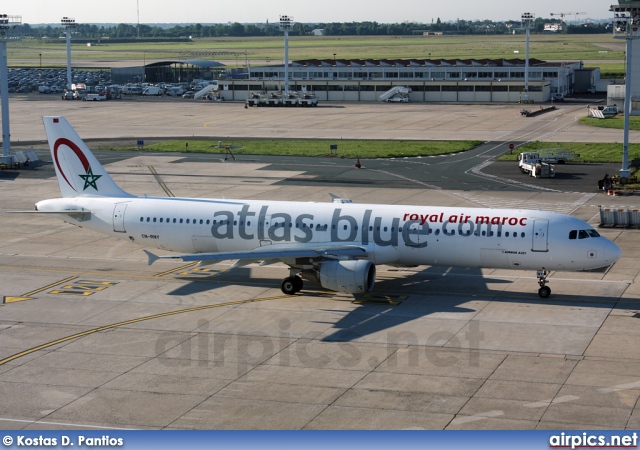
[281,274,303,295]
[537,268,551,298]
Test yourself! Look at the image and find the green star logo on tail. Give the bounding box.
[79,166,102,191]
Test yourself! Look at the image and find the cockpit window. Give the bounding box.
[570,229,600,240]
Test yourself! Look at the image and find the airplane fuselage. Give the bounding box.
[36,196,620,272]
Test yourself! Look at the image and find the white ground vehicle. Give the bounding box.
[282,92,299,106]
[298,92,319,106]
[166,86,186,96]
[552,93,565,101]
[588,105,618,119]
[379,86,411,102]
[83,93,107,101]
[122,85,143,95]
[142,86,164,96]
[518,152,556,178]
[246,92,266,107]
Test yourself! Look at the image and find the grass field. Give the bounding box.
[579,115,640,131]
[105,137,639,165]
[9,34,625,75]
[105,139,482,159]
[498,141,640,163]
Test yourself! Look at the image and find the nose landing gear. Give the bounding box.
[537,268,550,298]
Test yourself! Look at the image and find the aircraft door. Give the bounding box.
[113,203,127,233]
[403,221,428,248]
[260,214,273,246]
[532,219,549,252]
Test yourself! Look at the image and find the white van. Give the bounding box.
[165,86,186,96]
[142,86,164,96]
[122,85,143,95]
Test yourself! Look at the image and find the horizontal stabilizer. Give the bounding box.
[143,250,160,266]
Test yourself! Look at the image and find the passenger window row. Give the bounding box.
[138,216,527,238]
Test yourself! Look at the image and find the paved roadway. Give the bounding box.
[0,97,639,430]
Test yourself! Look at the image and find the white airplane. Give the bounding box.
[15,116,622,298]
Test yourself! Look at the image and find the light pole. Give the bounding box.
[611,2,640,179]
[39,52,41,69]
[521,12,535,103]
[61,17,75,91]
[279,15,293,94]
[0,13,21,165]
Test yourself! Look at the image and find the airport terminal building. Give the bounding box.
[216,58,587,103]
[114,57,589,103]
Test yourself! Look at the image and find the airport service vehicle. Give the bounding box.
[518,152,556,178]
[15,117,621,298]
[298,92,319,106]
[266,92,283,106]
[552,93,565,101]
[282,92,299,106]
[246,92,266,107]
[83,93,107,101]
[379,86,411,103]
[588,105,618,119]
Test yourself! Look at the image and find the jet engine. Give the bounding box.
[307,260,376,294]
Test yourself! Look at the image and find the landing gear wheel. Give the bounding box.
[536,268,550,299]
[281,277,301,295]
[292,276,303,292]
[538,286,551,298]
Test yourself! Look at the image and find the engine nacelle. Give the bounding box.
[316,260,376,294]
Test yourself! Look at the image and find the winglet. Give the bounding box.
[143,250,159,266]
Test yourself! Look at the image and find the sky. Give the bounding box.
[6,0,613,25]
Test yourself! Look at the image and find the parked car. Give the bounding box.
[182,91,195,98]
[142,86,163,96]
[552,93,565,101]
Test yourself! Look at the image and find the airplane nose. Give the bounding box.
[606,240,622,264]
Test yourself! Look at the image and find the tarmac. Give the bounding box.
[0,96,639,430]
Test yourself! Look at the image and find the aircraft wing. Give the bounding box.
[7,210,91,218]
[144,245,368,266]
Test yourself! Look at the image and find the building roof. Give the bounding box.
[286,58,549,68]
[145,59,225,68]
